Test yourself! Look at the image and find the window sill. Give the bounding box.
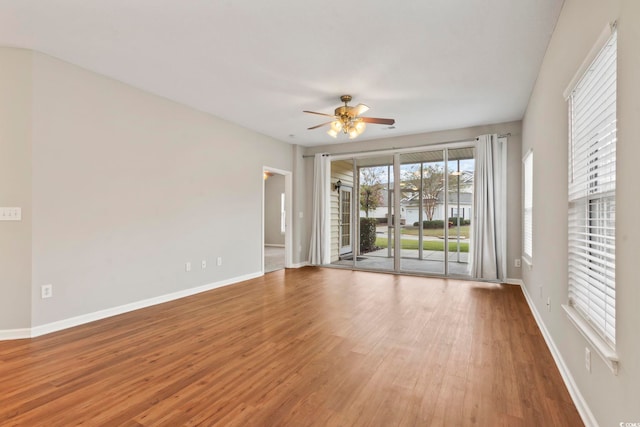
[562,304,619,375]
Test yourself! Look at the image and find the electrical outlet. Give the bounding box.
[585,347,591,372]
[185,262,191,272]
[547,297,551,312]
[514,258,521,268]
[201,260,207,269]
[217,256,222,266]
[41,284,53,299]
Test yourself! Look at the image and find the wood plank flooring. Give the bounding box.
[0,267,583,426]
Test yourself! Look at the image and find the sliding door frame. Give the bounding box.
[333,140,475,277]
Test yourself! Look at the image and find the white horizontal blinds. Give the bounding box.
[568,30,617,346]
[523,152,533,259]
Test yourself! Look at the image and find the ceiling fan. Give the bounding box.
[304,95,395,139]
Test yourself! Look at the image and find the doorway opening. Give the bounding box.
[263,167,292,273]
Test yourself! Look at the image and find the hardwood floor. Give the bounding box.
[0,267,583,426]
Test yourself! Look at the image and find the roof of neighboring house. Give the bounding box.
[402,191,473,206]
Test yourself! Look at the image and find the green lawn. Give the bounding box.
[400,225,470,238]
[375,237,469,252]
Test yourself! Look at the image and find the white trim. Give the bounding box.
[330,139,475,162]
[0,271,263,341]
[522,149,533,262]
[520,283,599,427]
[265,244,285,248]
[563,21,617,99]
[504,278,524,286]
[0,328,32,340]
[562,304,619,375]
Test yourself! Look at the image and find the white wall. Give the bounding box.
[522,0,639,424]
[0,48,297,331]
[0,48,32,330]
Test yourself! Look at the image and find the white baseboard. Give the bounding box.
[504,278,524,286]
[264,244,285,248]
[2,271,263,341]
[0,328,32,340]
[520,281,598,427]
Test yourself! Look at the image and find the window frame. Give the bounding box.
[562,24,619,375]
[522,149,533,265]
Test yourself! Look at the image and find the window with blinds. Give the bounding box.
[567,30,617,347]
[523,151,533,262]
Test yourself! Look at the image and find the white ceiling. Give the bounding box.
[0,0,563,147]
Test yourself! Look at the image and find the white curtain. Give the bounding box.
[470,134,507,280]
[309,153,331,265]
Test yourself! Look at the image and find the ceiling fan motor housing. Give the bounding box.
[334,105,351,118]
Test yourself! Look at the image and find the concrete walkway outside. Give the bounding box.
[333,225,471,276]
[333,248,470,276]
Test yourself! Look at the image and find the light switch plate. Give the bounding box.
[0,207,21,221]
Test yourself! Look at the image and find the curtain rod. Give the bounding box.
[302,133,511,158]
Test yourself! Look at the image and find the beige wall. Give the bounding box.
[522,0,639,424]
[305,120,523,280]
[0,48,33,329]
[264,174,285,246]
[1,48,296,331]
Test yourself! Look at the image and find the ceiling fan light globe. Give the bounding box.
[355,121,366,134]
[327,129,338,138]
[330,120,343,132]
[348,127,359,139]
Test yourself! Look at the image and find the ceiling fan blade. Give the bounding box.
[360,117,396,125]
[303,110,336,118]
[307,121,333,130]
[349,103,370,116]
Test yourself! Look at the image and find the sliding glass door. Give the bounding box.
[399,151,446,275]
[355,155,395,272]
[447,148,474,275]
[329,145,474,277]
[398,148,474,276]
